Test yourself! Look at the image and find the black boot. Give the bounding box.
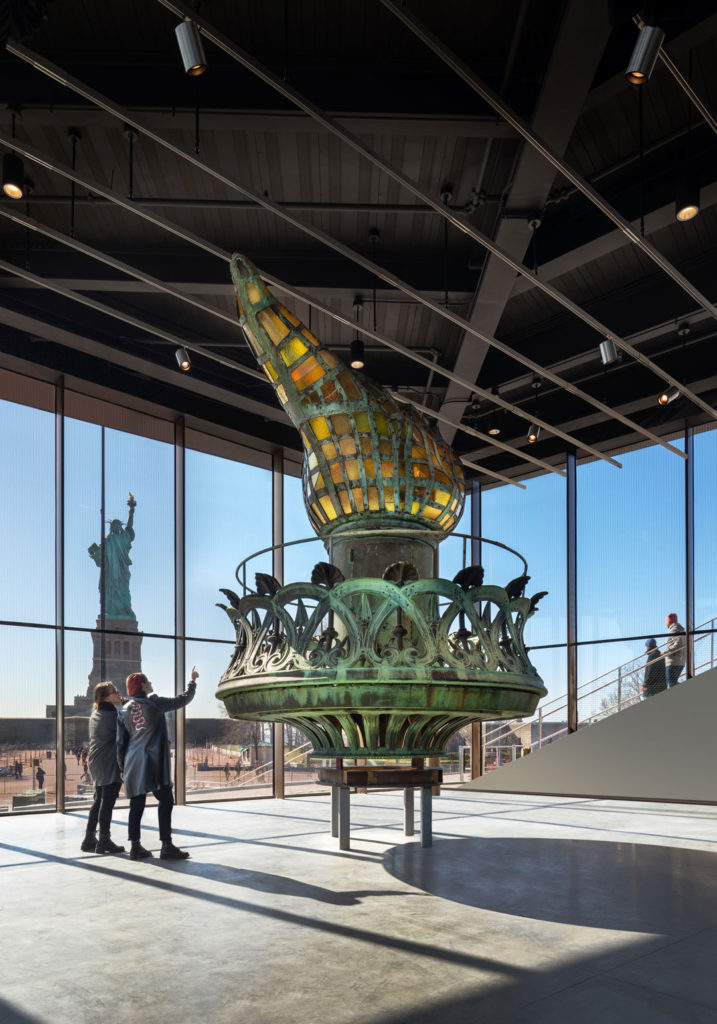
[96,834,125,854]
[160,841,190,860]
[80,831,97,853]
[130,840,153,860]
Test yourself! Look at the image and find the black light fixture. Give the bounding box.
[675,175,699,222]
[175,18,207,76]
[599,337,619,366]
[657,385,679,406]
[350,295,364,369]
[625,25,664,86]
[527,423,540,444]
[487,388,501,436]
[3,110,24,200]
[175,347,191,371]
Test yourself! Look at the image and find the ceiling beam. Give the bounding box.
[437,0,610,443]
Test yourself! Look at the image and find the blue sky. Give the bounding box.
[2,394,715,721]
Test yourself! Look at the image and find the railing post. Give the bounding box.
[566,451,578,733]
[272,448,285,798]
[685,426,695,679]
[538,707,543,749]
[711,619,715,669]
[617,665,622,711]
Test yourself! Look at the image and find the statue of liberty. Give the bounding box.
[88,493,137,620]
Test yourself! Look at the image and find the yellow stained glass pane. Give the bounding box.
[330,464,344,484]
[351,488,365,511]
[413,464,429,479]
[354,411,370,432]
[321,381,341,403]
[309,417,330,441]
[422,505,441,520]
[322,442,337,460]
[311,502,325,524]
[383,488,395,511]
[367,487,380,511]
[413,429,423,444]
[411,501,420,515]
[450,498,459,512]
[300,429,312,450]
[292,359,325,391]
[360,437,373,454]
[236,296,243,316]
[276,384,288,405]
[338,490,352,515]
[247,282,263,304]
[413,487,425,498]
[257,309,290,346]
[375,414,390,436]
[322,350,339,369]
[280,336,309,366]
[381,461,394,477]
[338,372,361,400]
[434,471,450,485]
[431,489,451,505]
[302,328,319,346]
[339,437,356,456]
[308,452,318,470]
[411,446,426,459]
[345,460,360,481]
[364,459,375,478]
[331,414,351,435]
[379,440,392,455]
[262,360,278,381]
[320,495,338,520]
[277,304,300,327]
[312,472,325,490]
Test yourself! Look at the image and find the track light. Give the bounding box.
[349,339,365,370]
[657,385,679,406]
[175,347,191,372]
[175,19,207,76]
[2,152,24,199]
[675,174,700,222]
[625,25,664,86]
[599,338,619,366]
[527,423,540,444]
[488,424,501,437]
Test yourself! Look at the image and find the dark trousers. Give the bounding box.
[666,664,683,688]
[128,785,174,843]
[87,782,121,837]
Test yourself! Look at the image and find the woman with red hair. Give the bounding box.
[117,667,198,860]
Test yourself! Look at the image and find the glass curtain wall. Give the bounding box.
[185,437,274,801]
[694,426,717,674]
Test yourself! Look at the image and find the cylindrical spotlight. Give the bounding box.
[175,19,207,76]
[599,338,619,366]
[175,347,191,371]
[675,174,700,222]
[527,423,540,444]
[488,424,501,437]
[625,25,664,85]
[349,339,365,370]
[657,385,679,406]
[2,152,25,199]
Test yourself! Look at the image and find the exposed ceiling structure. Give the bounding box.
[1,0,716,484]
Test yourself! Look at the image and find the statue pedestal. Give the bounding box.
[87,618,143,695]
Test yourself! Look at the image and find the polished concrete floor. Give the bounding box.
[1,790,716,1024]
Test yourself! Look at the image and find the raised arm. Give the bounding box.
[126,493,136,541]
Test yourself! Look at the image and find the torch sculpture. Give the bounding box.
[217,255,546,836]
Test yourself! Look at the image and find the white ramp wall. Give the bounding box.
[463,667,717,803]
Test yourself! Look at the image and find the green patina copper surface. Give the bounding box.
[88,493,137,621]
[220,253,547,758]
[230,254,464,538]
[216,571,547,757]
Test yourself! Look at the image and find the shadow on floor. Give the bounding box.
[384,836,717,933]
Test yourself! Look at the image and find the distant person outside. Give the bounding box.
[35,764,45,789]
[82,682,126,855]
[117,667,198,860]
[664,613,686,688]
[641,639,666,699]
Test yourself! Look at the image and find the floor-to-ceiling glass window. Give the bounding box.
[693,425,717,673]
[576,439,685,725]
[185,435,273,801]
[0,372,56,812]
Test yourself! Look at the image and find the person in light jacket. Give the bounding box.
[664,613,686,688]
[117,668,198,861]
[82,682,126,854]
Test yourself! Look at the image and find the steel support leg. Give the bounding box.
[338,786,350,850]
[331,785,339,838]
[404,787,414,836]
[420,785,432,848]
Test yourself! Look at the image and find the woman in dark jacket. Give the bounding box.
[81,682,125,854]
[642,639,667,698]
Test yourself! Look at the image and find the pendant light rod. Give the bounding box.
[145,2,709,436]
